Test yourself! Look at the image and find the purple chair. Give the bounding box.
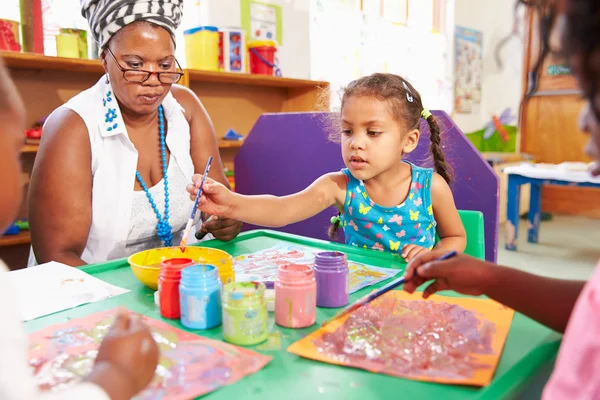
[234,111,499,262]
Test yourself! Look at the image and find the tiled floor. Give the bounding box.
[497,215,600,280]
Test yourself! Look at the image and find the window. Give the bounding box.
[382,0,408,25]
[311,0,452,112]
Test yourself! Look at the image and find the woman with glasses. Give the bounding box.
[27,0,242,267]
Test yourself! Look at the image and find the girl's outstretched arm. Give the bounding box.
[187,172,347,228]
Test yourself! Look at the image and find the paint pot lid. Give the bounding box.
[184,26,218,35]
[248,40,277,48]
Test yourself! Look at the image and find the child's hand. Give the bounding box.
[186,176,235,218]
[403,250,496,298]
[92,310,159,398]
[401,244,430,262]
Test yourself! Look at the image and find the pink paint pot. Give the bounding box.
[275,264,316,328]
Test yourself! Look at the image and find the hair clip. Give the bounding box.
[402,81,414,102]
[330,215,341,225]
[421,109,432,119]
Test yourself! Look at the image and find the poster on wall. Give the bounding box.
[454,26,483,114]
[241,0,283,45]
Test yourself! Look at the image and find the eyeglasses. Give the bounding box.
[105,47,184,84]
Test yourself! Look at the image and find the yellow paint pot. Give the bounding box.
[128,246,234,290]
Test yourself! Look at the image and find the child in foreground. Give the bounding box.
[404,2,600,398]
[188,73,466,261]
[0,56,159,400]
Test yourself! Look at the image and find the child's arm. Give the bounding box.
[403,250,585,333]
[430,173,467,252]
[189,172,347,228]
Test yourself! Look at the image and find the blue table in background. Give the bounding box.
[505,174,600,250]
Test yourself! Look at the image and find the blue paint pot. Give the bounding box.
[179,264,222,330]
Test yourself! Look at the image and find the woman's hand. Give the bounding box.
[403,250,496,298]
[201,213,243,242]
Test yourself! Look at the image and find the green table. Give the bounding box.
[24,230,561,399]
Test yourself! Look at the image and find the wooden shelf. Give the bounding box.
[21,144,39,153]
[2,51,105,74]
[0,231,31,247]
[217,140,244,149]
[1,51,328,89]
[186,68,328,89]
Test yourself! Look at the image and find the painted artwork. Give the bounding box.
[234,243,400,293]
[28,309,271,399]
[466,108,518,153]
[288,291,514,386]
[455,26,483,114]
[241,0,283,45]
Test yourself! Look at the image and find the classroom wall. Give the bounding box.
[192,0,311,79]
[451,0,524,135]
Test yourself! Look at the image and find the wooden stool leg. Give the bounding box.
[505,175,521,250]
[528,183,543,243]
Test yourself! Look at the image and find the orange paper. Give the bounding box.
[288,291,514,386]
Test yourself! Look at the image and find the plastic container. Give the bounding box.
[179,264,222,330]
[158,258,194,319]
[314,251,349,308]
[184,26,219,71]
[219,28,246,73]
[275,264,316,328]
[222,282,268,345]
[0,19,21,52]
[56,28,88,59]
[248,40,280,76]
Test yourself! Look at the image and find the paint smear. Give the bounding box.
[288,291,514,386]
[28,309,271,399]
[256,331,282,351]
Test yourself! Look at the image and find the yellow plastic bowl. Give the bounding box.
[128,246,234,290]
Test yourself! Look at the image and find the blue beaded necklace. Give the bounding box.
[134,105,173,247]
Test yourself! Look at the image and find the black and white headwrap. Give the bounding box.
[80,0,183,52]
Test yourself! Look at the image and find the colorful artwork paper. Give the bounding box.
[233,243,400,293]
[28,309,271,399]
[288,291,514,386]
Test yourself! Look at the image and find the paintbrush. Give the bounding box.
[194,215,214,240]
[321,250,457,327]
[179,156,213,250]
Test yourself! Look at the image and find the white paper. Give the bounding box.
[8,262,129,321]
[503,162,600,184]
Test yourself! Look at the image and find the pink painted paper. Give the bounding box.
[28,309,271,399]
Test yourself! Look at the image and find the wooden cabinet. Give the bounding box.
[0,51,329,269]
[520,10,600,217]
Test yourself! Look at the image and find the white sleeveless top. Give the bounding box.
[28,77,206,266]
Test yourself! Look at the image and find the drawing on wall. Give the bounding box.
[455,26,483,114]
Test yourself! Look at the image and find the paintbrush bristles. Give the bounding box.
[179,157,213,250]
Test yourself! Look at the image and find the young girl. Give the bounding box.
[189,74,466,260]
[0,56,158,400]
[405,0,600,397]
